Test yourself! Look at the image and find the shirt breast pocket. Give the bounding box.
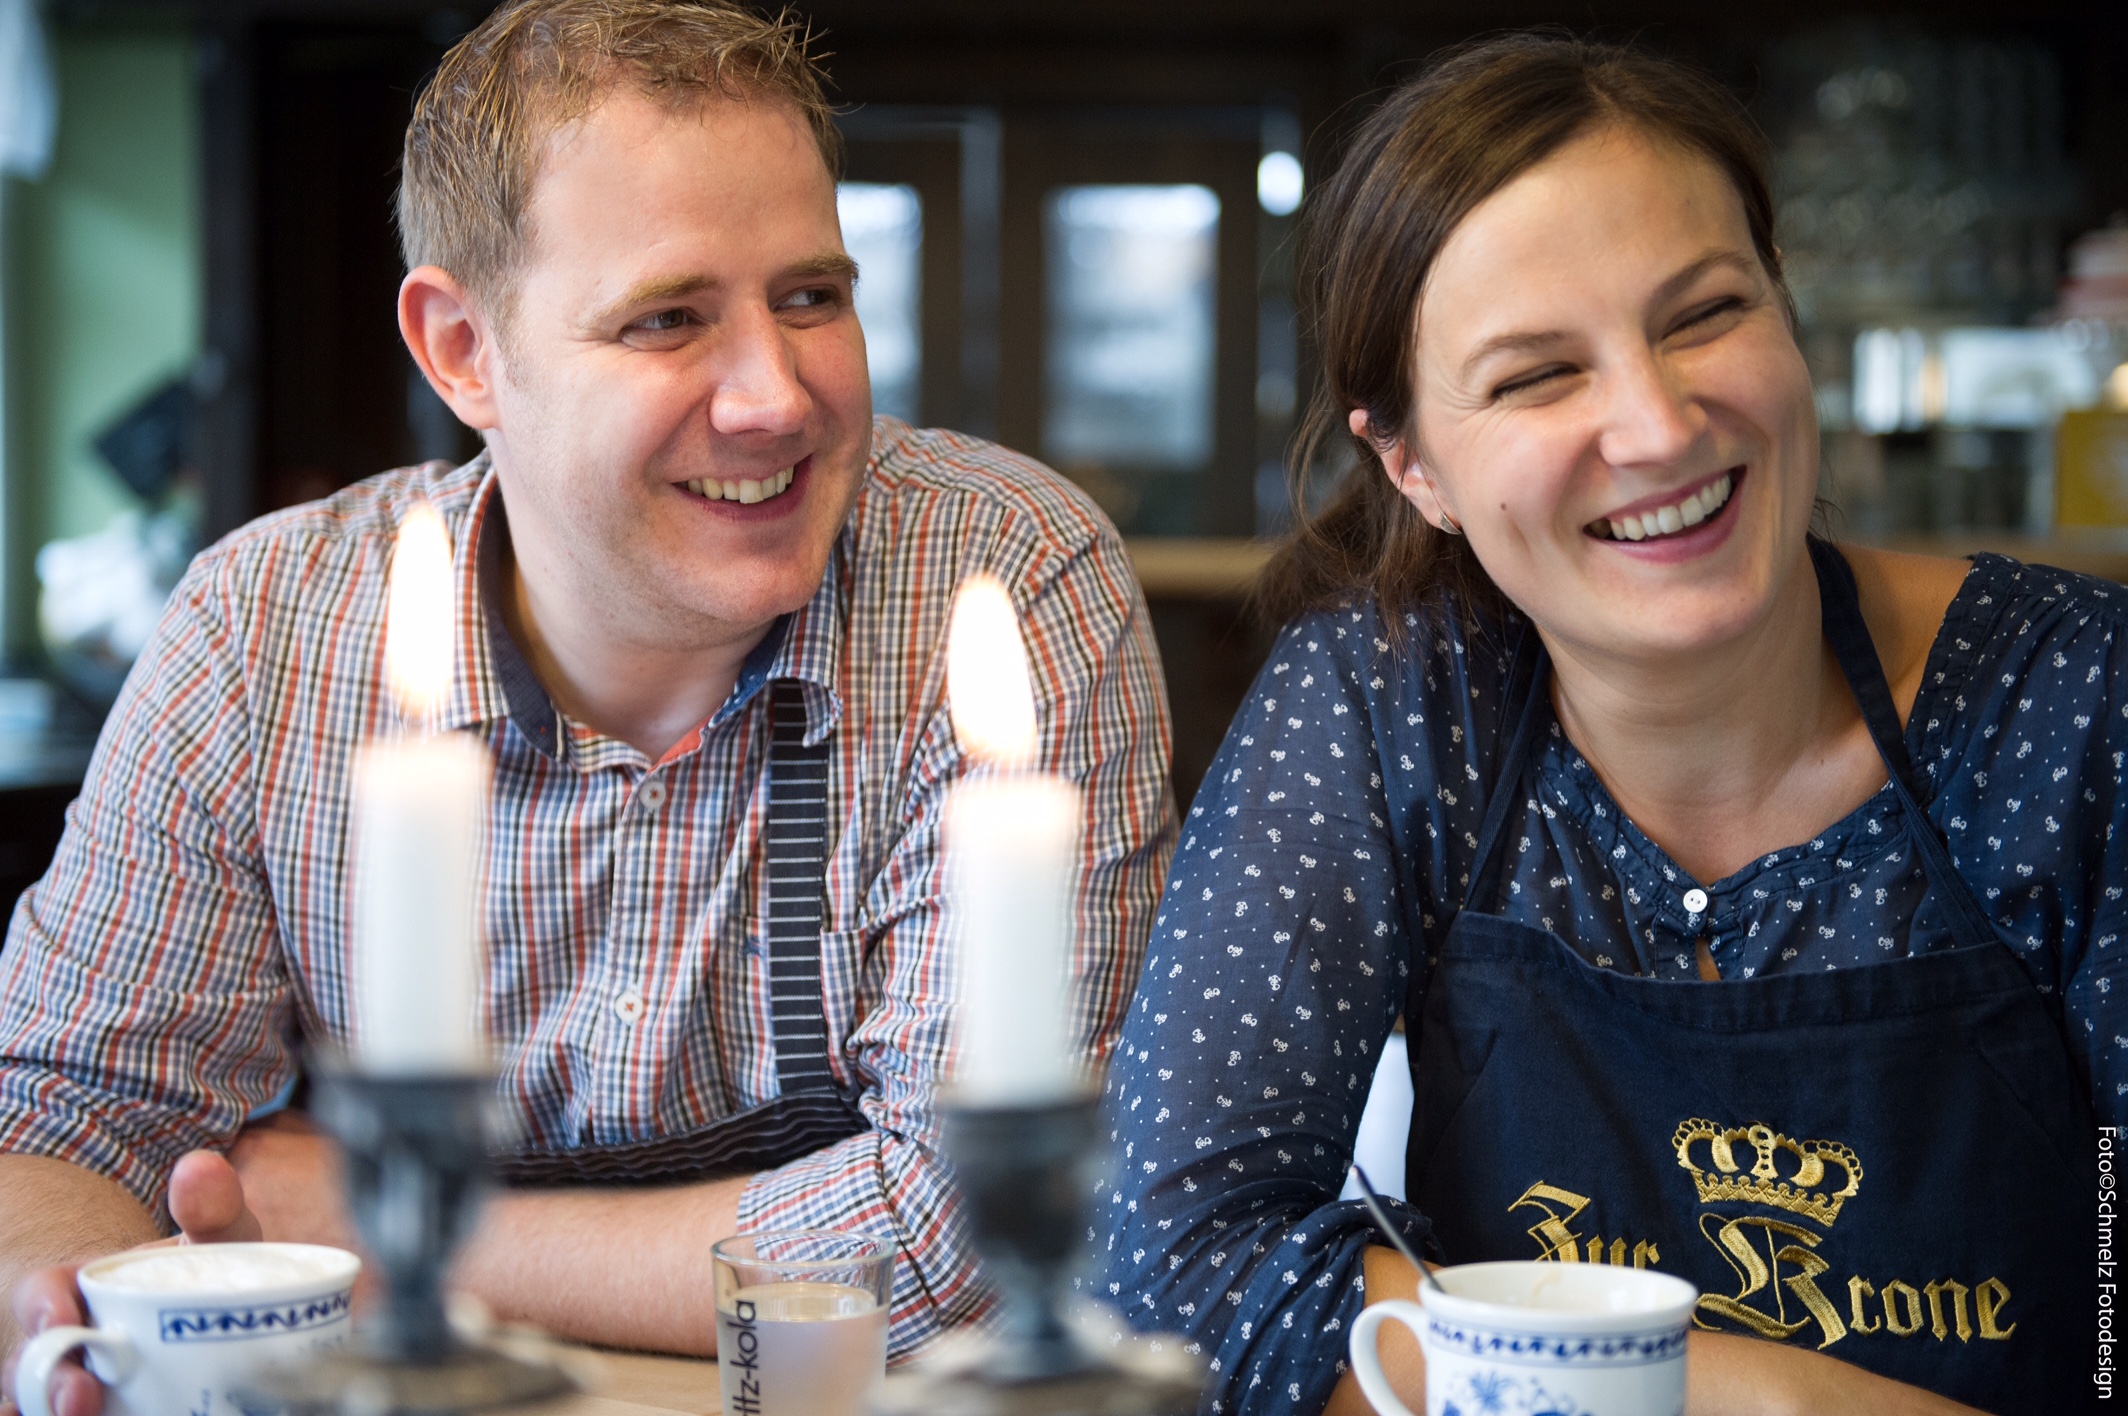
[741,918,869,1090]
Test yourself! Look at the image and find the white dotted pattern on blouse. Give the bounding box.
[1093,555,2128,1416]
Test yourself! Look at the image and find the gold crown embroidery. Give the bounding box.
[1671,1119,1863,1228]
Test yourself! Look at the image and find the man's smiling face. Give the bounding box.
[483,87,871,644]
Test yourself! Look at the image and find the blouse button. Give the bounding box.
[1682,888,1709,914]
[613,987,645,1023]
[637,777,668,814]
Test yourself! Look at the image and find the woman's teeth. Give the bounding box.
[686,467,796,504]
[1592,473,1733,542]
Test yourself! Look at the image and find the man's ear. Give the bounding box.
[1348,407,1453,531]
[400,265,503,433]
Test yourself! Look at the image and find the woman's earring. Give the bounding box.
[1437,511,1463,536]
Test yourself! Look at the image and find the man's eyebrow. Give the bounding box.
[588,274,715,327]
[1455,247,1760,379]
[587,255,859,328]
[785,252,860,283]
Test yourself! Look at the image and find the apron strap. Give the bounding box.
[766,681,840,1095]
[1464,623,1551,917]
[1808,539,2003,955]
[1457,551,1999,968]
[491,681,861,1187]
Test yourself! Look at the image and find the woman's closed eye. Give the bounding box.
[1667,294,1748,340]
[1492,363,1577,400]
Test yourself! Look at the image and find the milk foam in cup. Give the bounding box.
[713,1231,893,1416]
[90,1246,352,1292]
[1349,1260,1698,1416]
[14,1242,361,1416]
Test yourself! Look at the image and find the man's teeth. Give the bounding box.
[686,467,796,504]
[1595,473,1733,542]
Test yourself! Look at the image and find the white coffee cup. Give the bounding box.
[16,1242,361,1416]
[1349,1261,1697,1416]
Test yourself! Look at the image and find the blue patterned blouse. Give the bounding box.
[1093,553,2128,1415]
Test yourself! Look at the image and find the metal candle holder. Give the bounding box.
[248,1063,575,1415]
[869,1091,1201,1416]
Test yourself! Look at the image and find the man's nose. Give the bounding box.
[1595,347,1705,472]
[707,308,812,438]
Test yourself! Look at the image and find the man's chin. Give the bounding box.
[678,568,829,635]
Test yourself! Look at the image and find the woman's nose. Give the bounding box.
[707,309,812,438]
[1596,349,1704,471]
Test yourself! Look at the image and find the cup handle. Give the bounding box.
[1348,1299,1428,1416]
[16,1325,138,1416]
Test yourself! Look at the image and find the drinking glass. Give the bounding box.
[712,1230,894,1416]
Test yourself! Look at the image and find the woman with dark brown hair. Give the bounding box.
[1097,32,2110,1416]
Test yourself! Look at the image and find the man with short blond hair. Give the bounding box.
[0,2,1173,1406]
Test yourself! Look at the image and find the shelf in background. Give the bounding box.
[1125,538,1275,599]
[1125,531,2128,601]
[1869,530,2128,585]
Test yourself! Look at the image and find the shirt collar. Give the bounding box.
[439,459,847,760]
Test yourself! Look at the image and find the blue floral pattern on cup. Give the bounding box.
[1439,1368,1593,1416]
[1424,1315,1690,1369]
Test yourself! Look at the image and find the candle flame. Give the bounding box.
[384,502,455,723]
[947,574,1037,766]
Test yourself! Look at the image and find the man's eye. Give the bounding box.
[781,287,838,310]
[634,309,693,333]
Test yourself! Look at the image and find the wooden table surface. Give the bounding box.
[541,1347,721,1415]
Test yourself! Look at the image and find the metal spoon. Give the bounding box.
[1348,1165,1440,1298]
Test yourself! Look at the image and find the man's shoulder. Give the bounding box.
[179,459,487,612]
[854,418,1119,570]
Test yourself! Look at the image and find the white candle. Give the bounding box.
[351,503,490,1074]
[946,776,1082,1105]
[943,576,1083,1106]
[353,735,489,1073]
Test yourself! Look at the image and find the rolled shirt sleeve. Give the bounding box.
[0,556,296,1221]
[741,520,1176,1363]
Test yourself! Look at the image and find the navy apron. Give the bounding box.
[1404,541,2097,1414]
[494,682,867,1186]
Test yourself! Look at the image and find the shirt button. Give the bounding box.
[1682,888,1710,915]
[637,777,667,814]
[613,987,645,1023]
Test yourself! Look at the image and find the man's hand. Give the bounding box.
[226,1113,353,1252]
[2,1151,268,1416]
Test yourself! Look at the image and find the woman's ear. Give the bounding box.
[1350,408,1455,532]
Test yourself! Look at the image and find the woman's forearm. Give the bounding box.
[1684,1330,1983,1416]
[1323,1246,1424,1416]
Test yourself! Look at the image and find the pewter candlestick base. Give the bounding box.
[248,1068,575,1415]
[869,1095,1201,1416]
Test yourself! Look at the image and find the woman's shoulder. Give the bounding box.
[1270,592,1523,695]
[1234,594,1527,813]
[1929,549,2128,678]
[1898,547,2128,776]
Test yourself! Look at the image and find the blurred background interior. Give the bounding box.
[3,0,2128,914]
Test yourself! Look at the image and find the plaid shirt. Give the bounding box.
[0,418,1175,1360]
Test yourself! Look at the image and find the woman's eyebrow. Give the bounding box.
[1458,327,1572,380]
[1648,247,1759,308]
[1455,247,1760,380]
